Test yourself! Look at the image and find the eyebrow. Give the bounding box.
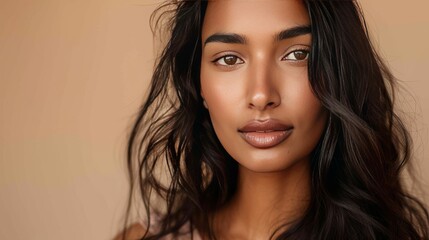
[203,25,311,47]
[276,25,311,41]
[204,33,247,46]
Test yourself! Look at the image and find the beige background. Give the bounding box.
[0,0,428,239]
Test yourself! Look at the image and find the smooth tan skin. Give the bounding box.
[113,223,146,240]
[200,0,327,239]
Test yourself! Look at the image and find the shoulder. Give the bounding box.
[113,222,146,240]
[112,221,203,240]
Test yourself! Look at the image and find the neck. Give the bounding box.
[214,159,311,239]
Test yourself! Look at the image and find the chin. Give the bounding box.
[233,150,310,173]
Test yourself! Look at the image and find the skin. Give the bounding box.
[200,0,328,239]
[113,223,145,240]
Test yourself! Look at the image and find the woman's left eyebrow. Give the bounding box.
[203,25,311,47]
[275,25,311,41]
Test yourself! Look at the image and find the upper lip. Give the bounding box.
[238,119,293,133]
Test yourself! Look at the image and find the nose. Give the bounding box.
[247,62,281,111]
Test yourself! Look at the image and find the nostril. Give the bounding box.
[249,101,279,109]
[267,102,276,108]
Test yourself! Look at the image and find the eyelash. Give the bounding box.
[212,48,310,68]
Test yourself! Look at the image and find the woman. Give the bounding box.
[117,0,429,239]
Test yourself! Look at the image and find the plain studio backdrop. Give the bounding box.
[0,0,428,239]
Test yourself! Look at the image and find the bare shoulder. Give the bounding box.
[113,222,147,240]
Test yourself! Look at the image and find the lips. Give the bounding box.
[238,119,293,149]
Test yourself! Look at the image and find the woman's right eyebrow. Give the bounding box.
[203,25,311,48]
[204,33,247,46]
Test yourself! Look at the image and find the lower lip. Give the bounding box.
[239,129,293,149]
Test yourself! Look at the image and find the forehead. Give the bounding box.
[202,0,310,38]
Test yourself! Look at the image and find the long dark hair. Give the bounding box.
[122,0,429,239]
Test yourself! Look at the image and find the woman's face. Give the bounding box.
[200,0,327,173]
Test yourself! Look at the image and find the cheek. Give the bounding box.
[280,71,328,156]
[201,67,237,138]
[291,85,325,124]
[289,84,327,155]
[301,91,325,130]
[281,70,325,128]
[200,66,246,154]
[200,66,244,118]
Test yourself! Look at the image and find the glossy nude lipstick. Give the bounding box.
[238,119,293,149]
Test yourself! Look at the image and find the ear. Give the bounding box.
[200,89,205,99]
[201,90,208,109]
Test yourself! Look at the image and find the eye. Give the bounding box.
[213,55,245,66]
[283,49,310,61]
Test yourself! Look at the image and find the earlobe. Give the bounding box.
[201,91,208,109]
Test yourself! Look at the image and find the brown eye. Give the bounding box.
[283,49,309,61]
[224,56,238,65]
[293,51,308,60]
[215,55,244,66]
